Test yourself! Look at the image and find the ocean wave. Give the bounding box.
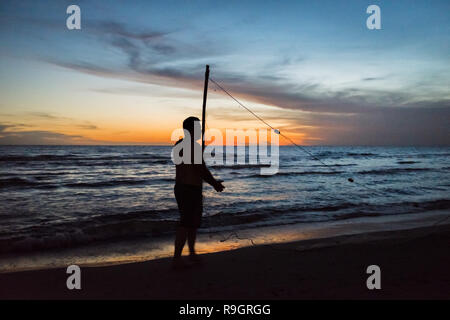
[207,199,450,226]
[0,177,57,189]
[64,179,149,188]
[329,199,450,220]
[397,161,420,164]
[0,177,37,187]
[0,208,177,254]
[357,168,431,175]
[0,154,73,162]
[312,151,378,159]
[0,219,177,254]
[1,199,449,254]
[0,154,170,163]
[346,152,377,156]
[246,170,343,178]
[0,175,173,190]
[411,152,450,159]
[310,164,356,167]
[211,163,272,170]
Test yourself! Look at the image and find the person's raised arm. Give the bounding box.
[194,162,224,192]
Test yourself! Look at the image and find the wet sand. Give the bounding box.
[1,223,449,299]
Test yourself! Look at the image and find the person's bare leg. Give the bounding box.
[187,227,197,255]
[174,226,187,259]
[187,228,203,264]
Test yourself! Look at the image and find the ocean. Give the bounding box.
[0,145,449,268]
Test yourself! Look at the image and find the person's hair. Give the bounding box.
[183,116,200,136]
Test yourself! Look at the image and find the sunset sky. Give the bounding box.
[0,0,449,146]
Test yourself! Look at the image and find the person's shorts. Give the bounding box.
[174,184,203,228]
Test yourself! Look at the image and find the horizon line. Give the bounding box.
[0,144,448,148]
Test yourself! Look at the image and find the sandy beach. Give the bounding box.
[1,223,449,300]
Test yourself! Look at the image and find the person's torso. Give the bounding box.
[175,163,202,186]
[174,138,203,187]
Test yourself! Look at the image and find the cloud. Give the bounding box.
[96,21,168,42]
[88,20,217,80]
[0,119,100,144]
[0,123,33,131]
[294,105,450,146]
[0,131,85,145]
[97,21,177,59]
[28,112,63,120]
[76,124,98,130]
[44,48,450,146]
[362,77,384,81]
[0,123,93,145]
[25,112,99,130]
[31,16,449,146]
[44,43,447,117]
[39,19,226,93]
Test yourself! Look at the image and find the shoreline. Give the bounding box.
[1,209,449,274]
[1,221,450,299]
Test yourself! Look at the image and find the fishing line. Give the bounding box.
[204,77,362,245]
[201,77,447,247]
[209,77,391,199]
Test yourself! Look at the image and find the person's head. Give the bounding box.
[183,116,201,141]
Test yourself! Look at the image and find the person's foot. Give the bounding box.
[188,253,203,265]
[171,257,190,270]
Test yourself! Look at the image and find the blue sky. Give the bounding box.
[0,0,449,145]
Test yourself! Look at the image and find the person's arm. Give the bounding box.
[194,163,224,192]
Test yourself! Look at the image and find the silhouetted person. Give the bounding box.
[172,117,224,269]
